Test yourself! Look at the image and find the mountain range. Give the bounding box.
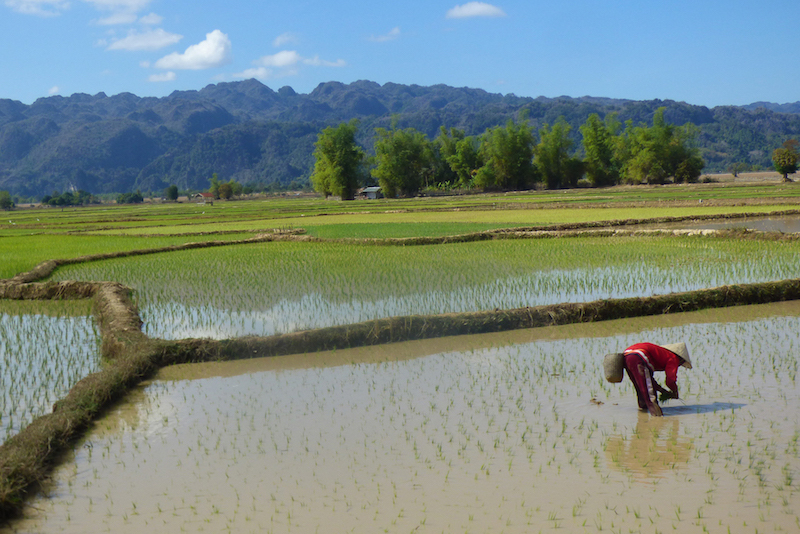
[1,79,799,198]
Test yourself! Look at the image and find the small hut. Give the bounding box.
[360,186,383,200]
[193,192,214,205]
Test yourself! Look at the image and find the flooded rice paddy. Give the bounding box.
[645,214,800,234]
[687,214,800,233]
[0,300,99,445]
[10,302,800,533]
[49,238,800,340]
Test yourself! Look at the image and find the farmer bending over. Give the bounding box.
[623,342,692,417]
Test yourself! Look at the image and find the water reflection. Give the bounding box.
[141,255,800,340]
[11,304,800,534]
[605,412,693,478]
[646,215,800,234]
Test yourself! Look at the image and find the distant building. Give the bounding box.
[193,192,214,204]
[359,186,383,199]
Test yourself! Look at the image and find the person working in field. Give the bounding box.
[622,342,692,417]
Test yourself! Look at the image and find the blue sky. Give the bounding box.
[1,0,798,107]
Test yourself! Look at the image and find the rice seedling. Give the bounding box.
[0,299,99,445]
[0,233,256,279]
[49,236,800,340]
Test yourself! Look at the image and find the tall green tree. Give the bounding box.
[772,139,799,182]
[668,123,705,183]
[0,190,14,210]
[117,191,143,204]
[450,136,483,188]
[371,126,433,198]
[475,118,536,190]
[218,182,233,199]
[726,162,749,178]
[311,119,365,200]
[165,184,179,201]
[615,108,704,184]
[437,126,483,188]
[209,173,221,199]
[580,113,620,187]
[432,127,462,187]
[536,117,582,189]
[616,111,668,184]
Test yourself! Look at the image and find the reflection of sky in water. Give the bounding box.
[143,260,800,339]
[15,308,800,534]
[652,215,800,233]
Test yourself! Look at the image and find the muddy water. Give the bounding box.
[644,214,800,233]
[689,214,800,233]
[8,302,800,533]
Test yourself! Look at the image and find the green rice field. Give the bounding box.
[49,236,800,339]
[0,300,99,444]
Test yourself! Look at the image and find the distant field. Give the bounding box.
[703,170,785,182]
[2,181,799,235]
[1,181,797,276]
[0,234,256,280]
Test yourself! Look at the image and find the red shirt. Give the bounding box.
[624,342,682,393]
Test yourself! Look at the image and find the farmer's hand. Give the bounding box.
[659,390,678,403]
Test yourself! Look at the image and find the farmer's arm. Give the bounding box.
[663,360,680,398]
[653,381,670,394]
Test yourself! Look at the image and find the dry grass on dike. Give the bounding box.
[1,212,800,522]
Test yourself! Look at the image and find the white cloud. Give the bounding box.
[48,85,60,95]
[446,2,506,18]
[138,11,161,24]
[83,0,152,25]
[235,50,345,82]
[83,0,150,11]
[96,11,137,24]
[232,67,271,81]
[272,32,297,48]
[6,0,150,18]
[154,30,232,70]
[368,27,401,43]
[255,50,302,68]
[148,71,176,82]
[5,0,68,16]
[255,50,345,69]
[303,56,346,67]
[107,28,182,51]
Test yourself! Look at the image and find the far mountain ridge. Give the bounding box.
[1,79,798,197]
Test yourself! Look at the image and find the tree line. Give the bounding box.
[2,107,796,209]
[311,109,715,199]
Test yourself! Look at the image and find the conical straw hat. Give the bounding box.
[660,342,692,369]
